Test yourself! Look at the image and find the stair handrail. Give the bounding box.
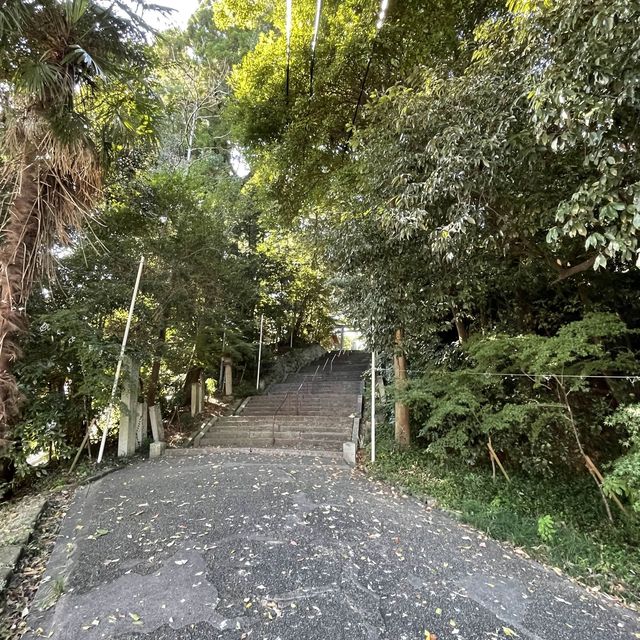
[272,389,292,445]
[330,352,338,372]
[295,380,305,416]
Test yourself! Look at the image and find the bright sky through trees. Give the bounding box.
[147,0,200,29]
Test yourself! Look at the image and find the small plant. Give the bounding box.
[537,515,556,543]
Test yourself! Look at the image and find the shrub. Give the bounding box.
[398,313,639,476]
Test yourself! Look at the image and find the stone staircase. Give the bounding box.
[197,350,369,451]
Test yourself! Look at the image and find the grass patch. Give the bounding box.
[365,432,640,606]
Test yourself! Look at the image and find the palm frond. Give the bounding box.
[0,0,27,39]
[62,44,105,77]
[14,60,63,102]
[64,0,91,25]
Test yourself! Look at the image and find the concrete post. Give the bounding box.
[191,383,198,417]
[149,404,164,442]
[135,401,148,449]
[199,378,205,413]
[223,358,233,396]
[118,357,139,458]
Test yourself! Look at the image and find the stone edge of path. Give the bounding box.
[0,464,123,605]
[0,496,48,601]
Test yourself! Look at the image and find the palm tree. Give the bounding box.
[0,0,165,467]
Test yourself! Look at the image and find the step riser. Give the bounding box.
[245,393,358,407]
[200,442,344,451]
[244,397,359,405]
[295,372,367,378]
[206,428,352,437]
[219,416,354,423]
[241,411,356,417]
[242,403,358,410]
[201,433,349,442]
[211,426,352,434]
[202,433,349,442]
[215,422,353,429]
[268,385,362,394]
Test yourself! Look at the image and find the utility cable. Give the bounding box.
[369,367,640,381]
[351,0,390,130]
[285,0,293,98]
[309,0,323,97]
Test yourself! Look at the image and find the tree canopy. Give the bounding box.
[1,0,640,550]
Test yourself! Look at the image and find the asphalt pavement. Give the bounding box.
[25,449,640,639]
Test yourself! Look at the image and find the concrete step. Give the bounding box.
[241,396,359,416]
[284,373,365,383]
[198,439,345,451]
[202,428,349,439]
[200,426,351,436]
[242,403,358,410]
[241,409,356,417]
[268,381,362,395]
[297,364,368,373]
[200,433,348,451]
[213,418,353,430]
[217,415,353,423]
[244,393,359,404]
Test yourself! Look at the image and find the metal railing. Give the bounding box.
[272,389,292,445]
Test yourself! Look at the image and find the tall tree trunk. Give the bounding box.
[452,306,468,343]
[0,159,39,449]
[182,366,203,406]
[394,328,411,448]
[146,323,167,407]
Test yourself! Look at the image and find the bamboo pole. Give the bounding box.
[96,256,145,464]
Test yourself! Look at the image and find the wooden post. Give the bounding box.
[394,328,410,448]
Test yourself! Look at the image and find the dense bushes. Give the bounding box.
[397,314,640,509]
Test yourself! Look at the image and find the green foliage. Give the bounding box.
[537,515,556,543]
[603,405,640,513]
[398,313,639,475]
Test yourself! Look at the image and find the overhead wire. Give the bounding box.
[370,367,640,381]
[309,0,323,97]
[351,0,390,129]
[285,0,293,98]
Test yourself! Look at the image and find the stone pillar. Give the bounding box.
[191,383,199,417]
[149,404,164,442]
[199,378,205,413]
[223,358,233,396]
[135,401,148,450]
[118,357,139,458]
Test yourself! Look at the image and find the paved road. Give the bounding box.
[26,449,639,639]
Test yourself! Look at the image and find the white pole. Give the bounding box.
[219,328,226,389]
[97,256,145,464]
[256,314,264,390]
[371,350,376,463]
